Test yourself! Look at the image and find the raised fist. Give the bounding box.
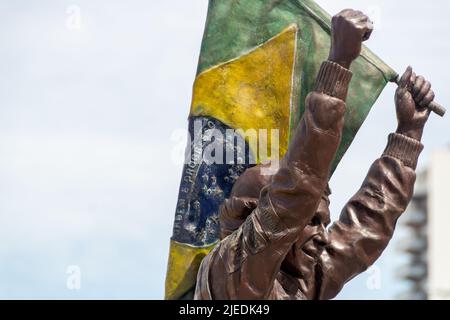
[328,9,374,69]
[396,66,434,141]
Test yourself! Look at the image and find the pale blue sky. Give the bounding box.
[0,0,448,299]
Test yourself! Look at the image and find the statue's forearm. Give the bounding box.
[270,61,352,229]
[317,133,423,300]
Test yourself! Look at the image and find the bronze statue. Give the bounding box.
[194,9,436,300]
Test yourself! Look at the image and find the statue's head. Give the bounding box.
[219,164,332,282]
[281,187,331,283]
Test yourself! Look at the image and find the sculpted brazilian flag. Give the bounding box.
[165,0,397,299]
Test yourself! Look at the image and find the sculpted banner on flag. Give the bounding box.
[165,0,398,300]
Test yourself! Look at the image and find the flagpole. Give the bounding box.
[391,76,446,117]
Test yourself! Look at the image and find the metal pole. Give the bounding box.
[392,76,446,117]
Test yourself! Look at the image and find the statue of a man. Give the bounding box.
[194,9,435,300]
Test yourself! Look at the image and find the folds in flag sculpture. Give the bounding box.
[165,0,398,300]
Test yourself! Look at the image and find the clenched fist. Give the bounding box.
[396,66,434,141]
[328,9,374,69]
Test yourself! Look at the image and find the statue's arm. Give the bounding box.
[317,67,434,300]
[195,10,374,300]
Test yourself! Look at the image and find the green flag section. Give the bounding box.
[165,0,397,300]
[196,0,397,171]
